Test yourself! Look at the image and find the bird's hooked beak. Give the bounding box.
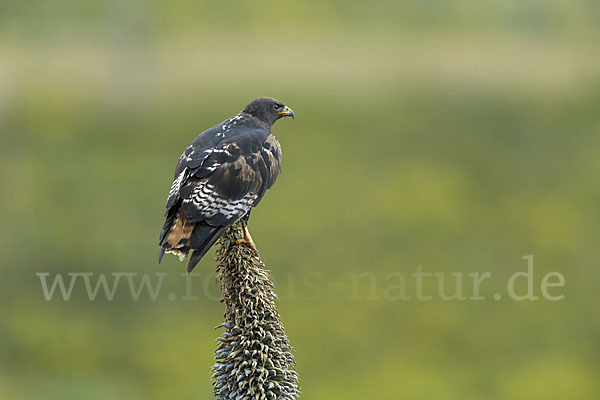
[278,106,295,120]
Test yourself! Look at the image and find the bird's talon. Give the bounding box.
[236,237,257,252]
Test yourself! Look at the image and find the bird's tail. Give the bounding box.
[186,224,228,272]
[158,209,195,263]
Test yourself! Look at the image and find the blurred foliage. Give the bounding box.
[1,0,599,399]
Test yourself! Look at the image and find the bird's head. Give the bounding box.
[242,97,294,126]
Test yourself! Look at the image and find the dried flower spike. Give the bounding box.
[212,221,299,400]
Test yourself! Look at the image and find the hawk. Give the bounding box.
[158,97,294,272]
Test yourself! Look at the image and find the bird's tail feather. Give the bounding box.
[187,225,228,273]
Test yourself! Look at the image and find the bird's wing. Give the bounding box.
[164,145,210,212]
[178,131,281,226]
[159,139,215,246]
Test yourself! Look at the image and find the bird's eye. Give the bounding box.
[273,104,281,110]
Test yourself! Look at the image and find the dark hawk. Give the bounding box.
[158,97,294,272]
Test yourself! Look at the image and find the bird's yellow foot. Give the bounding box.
[236,223,257,252]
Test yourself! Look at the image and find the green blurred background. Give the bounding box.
[1,1,599,399]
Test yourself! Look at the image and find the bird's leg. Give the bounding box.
[236,220,257,252]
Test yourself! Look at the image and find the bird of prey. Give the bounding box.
[158,97,294,272]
